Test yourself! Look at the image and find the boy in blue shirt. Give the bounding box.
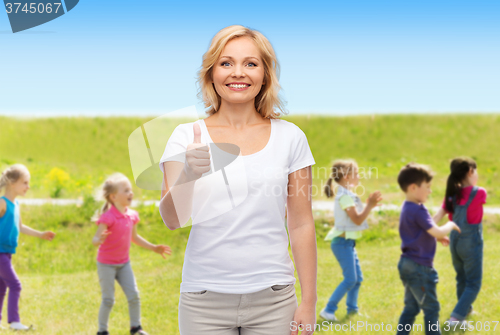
[396,163,460,335]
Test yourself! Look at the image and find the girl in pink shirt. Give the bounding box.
[433,157,486,325]
[92,173,171,335]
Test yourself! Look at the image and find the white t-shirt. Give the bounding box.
[159,118,315,294]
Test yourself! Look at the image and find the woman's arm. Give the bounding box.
[159,123,211,230]
[159,161,197,230]
[287,166,317,335]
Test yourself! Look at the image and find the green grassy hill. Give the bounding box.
[1,114,498,205]
[2,114,499,333]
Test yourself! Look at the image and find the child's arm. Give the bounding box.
[427,221,461,239]
[92,224,111,247]
[19,216,55,241]
[131,225,171,258]
[437,236,450,247]
[345,191,383,225]
[0,199,6,218]
[433,208,451,246]
[432,207,447,224]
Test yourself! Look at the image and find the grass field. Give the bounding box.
[1,114,499,334]
[1,114,499,205]
[4,202,500,334]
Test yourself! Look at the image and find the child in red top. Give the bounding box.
[440,185,486,225]
[92,173,171,335]
[433,157,486,325]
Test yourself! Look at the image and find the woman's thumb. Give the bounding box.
[193,122,202,144]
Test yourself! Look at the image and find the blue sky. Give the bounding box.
[1,0,499,116]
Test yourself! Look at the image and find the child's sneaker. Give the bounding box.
[9,322,32,330]
[319,308,337,322]
[130,325,149,335]
[97,331,109,335]
[466,306,477,318]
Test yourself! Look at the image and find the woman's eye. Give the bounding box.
[247,62,257,67]
[221,61,231,66]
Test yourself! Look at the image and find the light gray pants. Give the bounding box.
[179,284,298,335]
[97,261,141,332]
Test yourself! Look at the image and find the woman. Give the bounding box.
[159,25,317,335]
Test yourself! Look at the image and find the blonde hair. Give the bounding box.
[323,159,358,198]
[92,173,130,221]
[197,25,286,119]
[0,164,30,193]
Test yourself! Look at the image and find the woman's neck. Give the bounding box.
[216,100,262,126]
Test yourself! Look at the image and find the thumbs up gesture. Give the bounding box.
[183,122,211,181]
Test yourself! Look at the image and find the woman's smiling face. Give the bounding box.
[212,37,265,106]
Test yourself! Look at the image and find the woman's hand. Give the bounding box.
[291,303,316,335]
[183,123,211,181]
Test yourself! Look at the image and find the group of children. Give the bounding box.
[0,157,486,334]
[320,157,486,334]
[0,165,171,334]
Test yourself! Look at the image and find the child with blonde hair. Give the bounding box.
[0,164,55,330]
[320,159,382,321]
[92,173,171,335]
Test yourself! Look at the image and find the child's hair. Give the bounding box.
[444,157,477,213]
[92,173,130,221]
[0,164,30,193]
[324,159,358,198]
[397,163,435,192]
